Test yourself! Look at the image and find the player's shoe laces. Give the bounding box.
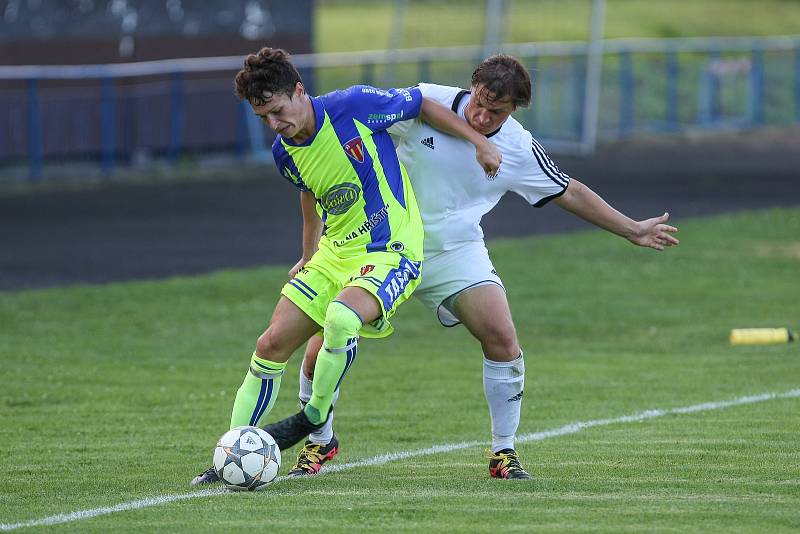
[190,466,220,486]
[262,409,327,450]
[487,448,533,480]
[287,434,340,477]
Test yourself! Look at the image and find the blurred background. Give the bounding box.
[1,0,799,289]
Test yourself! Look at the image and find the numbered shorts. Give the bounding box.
[281,246,422,339]
[413,240,504,327]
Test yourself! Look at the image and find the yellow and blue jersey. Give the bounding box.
[272,85,424,261]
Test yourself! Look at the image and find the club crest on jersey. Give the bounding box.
[321,182,361,215]
[360,265,375,276]
[343,137,366,163]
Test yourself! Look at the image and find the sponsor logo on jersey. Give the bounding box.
[377,257,421,309]
[360,264,375,276]
[321,182,361,215]
[331,204,390,246]
[361,87,392,97]
[420,136,435,149]
[362,87,413,102]
[343,137,366,163]
[366,110,404,125]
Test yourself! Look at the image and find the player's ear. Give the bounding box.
[295,82,305,97]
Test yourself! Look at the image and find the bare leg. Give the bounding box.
[454,284,520,362]
[255,296,322,363]
[302,335,324,379]
[230,296,320,428]
[453,284,525,453]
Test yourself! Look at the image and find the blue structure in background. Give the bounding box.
[168,73,184,165]
[0,0,313,180]
[665,49,680,131]
[796,46,800,122]
[26,79,41,181]
[101,77,115,174]
[618,50,634,135]
[796,45,800,122]
[6,38,800,181]
[750,49,764,125]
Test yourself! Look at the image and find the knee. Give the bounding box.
[323,301,362,344]
[481,325,520,360]
[256,328,281,357]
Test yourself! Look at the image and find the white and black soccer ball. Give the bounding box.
[213,426,281,491]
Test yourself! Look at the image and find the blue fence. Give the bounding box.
[2,37,799,181]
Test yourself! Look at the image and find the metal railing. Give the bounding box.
[1,35,798,180]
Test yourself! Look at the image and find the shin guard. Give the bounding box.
[230,352,286,429]
[304,300,362,424]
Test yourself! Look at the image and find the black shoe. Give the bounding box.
[190,465,220,486]
[287,434,340,477]
[262,409,326,450]
[487,448,533,480]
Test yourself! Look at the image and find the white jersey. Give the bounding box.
[389,83,570,254]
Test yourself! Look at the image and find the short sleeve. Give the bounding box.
[388,83,442,139]
[272,138,309,192]
[347,85,423,132]
[511,135,571,207]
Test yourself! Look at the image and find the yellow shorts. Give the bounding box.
[281,246,422,338]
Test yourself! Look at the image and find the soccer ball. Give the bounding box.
[213,426,281,491]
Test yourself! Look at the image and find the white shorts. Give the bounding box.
[414,241,504,327]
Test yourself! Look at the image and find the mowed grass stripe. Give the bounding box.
[2,388,797,531]
[1,208,797,531]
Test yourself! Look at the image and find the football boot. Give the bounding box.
[190,465,220,486]
[487,448,533,480]
[262,409,327,450]
[287,434,340,477]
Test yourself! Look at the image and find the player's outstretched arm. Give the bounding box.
[289,190,323,278]
[553,179,679,251]
[419,97,502,177]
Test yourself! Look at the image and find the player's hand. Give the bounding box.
[288,257,308,278]
[629,212,679,251]
[476,140,502,179]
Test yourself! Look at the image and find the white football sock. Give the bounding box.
[300,371,337,445]
[483,352,525,453]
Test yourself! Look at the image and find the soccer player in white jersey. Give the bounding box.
[272,55,679,479]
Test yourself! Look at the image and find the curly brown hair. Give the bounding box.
[471,55,531,108]
[234,47,303,106]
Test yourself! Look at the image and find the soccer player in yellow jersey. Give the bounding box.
[192,47,501,485]
[276,55,680,481]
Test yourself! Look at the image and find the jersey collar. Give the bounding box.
[281,96,325,147]
[452,89,503,139]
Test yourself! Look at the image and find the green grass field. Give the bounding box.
[1,208,799,532]
[312,0,800,135]
[316,0,800,52]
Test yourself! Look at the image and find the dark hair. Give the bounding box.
[471,54,531,108]
[234,47,303,105]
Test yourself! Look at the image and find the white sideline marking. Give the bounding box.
[2,388,798,531]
